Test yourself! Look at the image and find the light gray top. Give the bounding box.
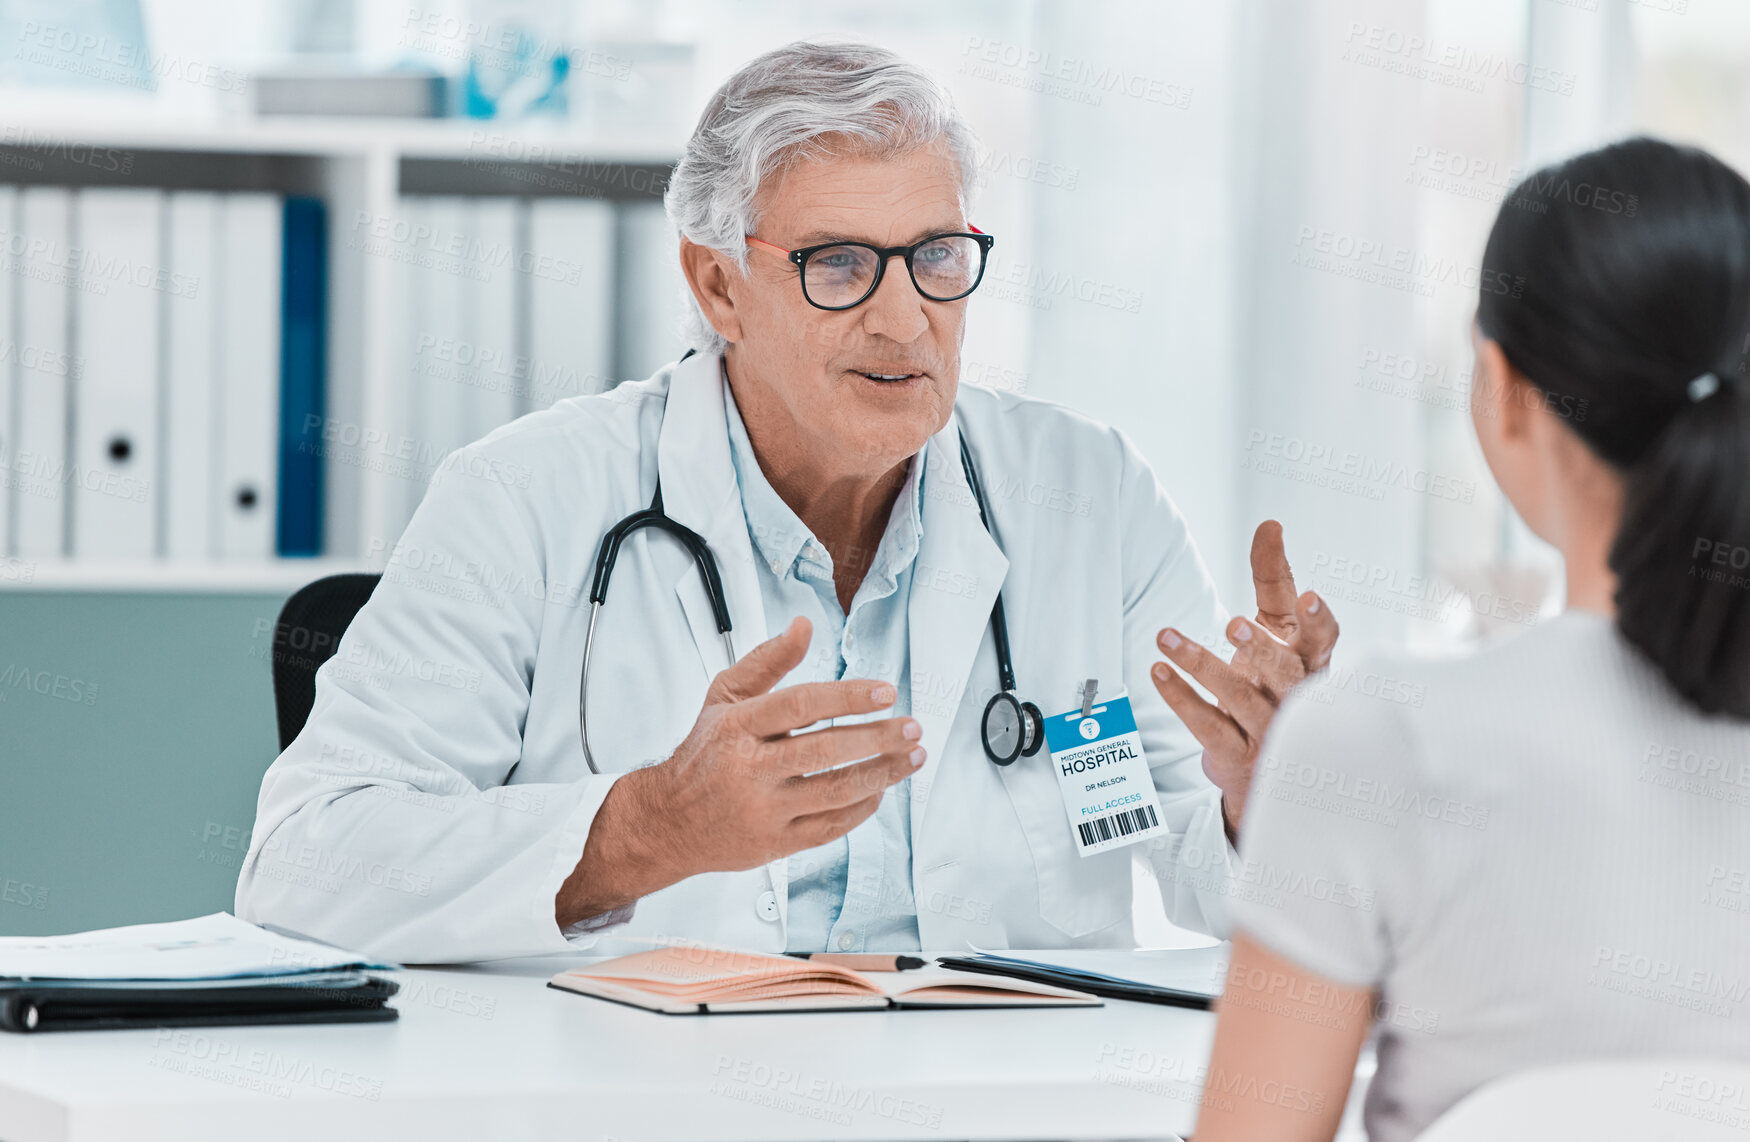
[1229,609,1750,1142]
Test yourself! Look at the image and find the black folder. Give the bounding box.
[0,970,399,1033]
[936,953,1218,1011]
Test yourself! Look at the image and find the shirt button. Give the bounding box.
[836,931,856,951]
[755,891,780,922]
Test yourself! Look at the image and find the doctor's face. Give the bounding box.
[697,139,969,474]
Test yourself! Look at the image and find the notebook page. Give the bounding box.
[881,968,1098,1003]
[572,946,880,1001]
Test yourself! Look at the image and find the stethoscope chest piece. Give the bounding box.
[981,690,1045,766]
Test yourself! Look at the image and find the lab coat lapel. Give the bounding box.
[654,352,785,915]
[656,352,768,675]
[908,413,1009,851]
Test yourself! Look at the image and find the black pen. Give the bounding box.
[786,952,927,971]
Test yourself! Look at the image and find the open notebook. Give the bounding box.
[548,946,1101,1015]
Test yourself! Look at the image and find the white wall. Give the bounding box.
[1024,0,1244,608]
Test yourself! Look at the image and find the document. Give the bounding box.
[0,912,392,981]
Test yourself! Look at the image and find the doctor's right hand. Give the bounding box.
[555,616,924,929]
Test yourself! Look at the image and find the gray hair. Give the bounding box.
[663,40,981,353]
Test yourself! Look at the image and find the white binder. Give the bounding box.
[71,188,163,558]
[403,195,526,526]
[408,196,470,483]
[527,197,613,409]
[13,187,72,559]
[382,198,421,544]
[615,200,687,381]
[470,197,521,434]
[215,193,282,560]
[162,192,220,560]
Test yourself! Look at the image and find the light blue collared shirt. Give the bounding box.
[724,388,924,953]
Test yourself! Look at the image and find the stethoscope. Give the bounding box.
[577,390,1046,774]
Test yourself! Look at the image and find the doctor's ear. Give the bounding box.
[679,238,745,345]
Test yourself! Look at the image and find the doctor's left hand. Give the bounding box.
[1150,521,1339,839]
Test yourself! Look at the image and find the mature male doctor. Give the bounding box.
[236,40,1337,962]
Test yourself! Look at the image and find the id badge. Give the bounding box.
[1044,691,1167,857]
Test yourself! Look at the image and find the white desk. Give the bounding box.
[0,951,1219,1142]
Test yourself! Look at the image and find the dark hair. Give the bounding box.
[1477,136,1750,718]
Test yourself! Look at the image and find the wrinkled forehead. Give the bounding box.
[752,137,968,247]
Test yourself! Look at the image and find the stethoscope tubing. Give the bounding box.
[576,425,1020,775]
[579,599,735,775]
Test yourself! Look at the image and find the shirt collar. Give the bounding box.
[723,378,926,587]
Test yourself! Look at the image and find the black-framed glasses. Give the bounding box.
[746,230,996,311]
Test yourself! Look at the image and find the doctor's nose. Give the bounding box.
[860,258,930,344]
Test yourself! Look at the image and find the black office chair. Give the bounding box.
[271,572,382,750]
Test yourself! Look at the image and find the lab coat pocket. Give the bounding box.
[996,752,1131,938]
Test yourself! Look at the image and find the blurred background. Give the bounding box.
[2,0,1748,940]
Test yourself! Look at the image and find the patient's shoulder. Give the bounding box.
[1269,611,1675,795]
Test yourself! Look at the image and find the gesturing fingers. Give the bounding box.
[707,616,812,704]
[788,750,921,813]
[738,678,898,738]
[1156,628,1276,740]
[786,794,885,853]
[1150,657,1246,761]
[767,718,923,778]
[1289,590,1339,674]
[1226,615,1306,701]
[1248,520,1300,640]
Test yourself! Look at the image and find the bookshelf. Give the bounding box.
[0,111,681,593]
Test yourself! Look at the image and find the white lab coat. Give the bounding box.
[236,351,1236,962]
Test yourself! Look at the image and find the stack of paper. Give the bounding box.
[0,912,399,1033]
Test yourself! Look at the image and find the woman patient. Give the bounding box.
[1187,137,1750,1141]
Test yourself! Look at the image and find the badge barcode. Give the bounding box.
[1077,803,1159,847]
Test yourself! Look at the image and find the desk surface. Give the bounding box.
[0,950,1220,1142]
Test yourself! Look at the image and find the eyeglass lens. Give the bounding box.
[803,235,984,308]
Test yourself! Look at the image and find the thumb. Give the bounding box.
[707,615,812,704]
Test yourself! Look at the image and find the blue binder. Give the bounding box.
[277,196,327,556]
